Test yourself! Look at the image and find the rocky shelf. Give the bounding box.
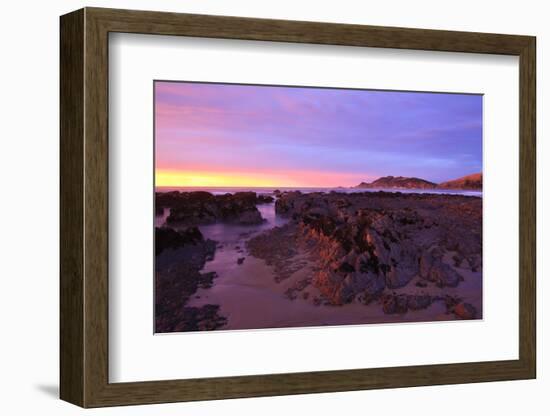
[247,190,481,319]
[156,191,274,226]
[154,226,227,332]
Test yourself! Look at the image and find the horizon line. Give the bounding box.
[154,185,349,189]
[154,171,482,189]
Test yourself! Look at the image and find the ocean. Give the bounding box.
[155,186,482,198]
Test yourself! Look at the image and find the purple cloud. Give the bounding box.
[155,81,482,185]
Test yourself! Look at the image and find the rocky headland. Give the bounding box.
[355,173,482,191]
[438,173,483,190]
[356,176,437,189]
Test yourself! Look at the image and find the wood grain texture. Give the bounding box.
[83,10,110,406]
[89,7,532,54]
[59,8,84,407]
[518,38,536,375]
[59,7,537,408]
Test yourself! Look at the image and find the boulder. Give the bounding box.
[160,191,266,226]
[155,226,204,256]
[257,194,275,204]
[236,208,264,225]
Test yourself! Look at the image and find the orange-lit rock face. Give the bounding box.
[272,191,481,307]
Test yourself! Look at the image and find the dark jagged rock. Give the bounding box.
[155,263,225,332]
[235,209,264,225]
[155,226,204,256]
[257,194,275,204]
[198,271,218,289]
[419,249,461,287]
[274,191,304,216]
[265,191,480,306]
[155,229,216,271]
[165,304,227,332]
[155,205,165,216]
[155,226,225,332]
[155,191,267,226]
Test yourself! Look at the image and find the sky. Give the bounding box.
[155,81,482,188]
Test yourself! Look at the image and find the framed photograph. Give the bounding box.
[60,7,536,408]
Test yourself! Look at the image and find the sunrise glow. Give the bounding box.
[154,81,482,187]
[155,169,371,188]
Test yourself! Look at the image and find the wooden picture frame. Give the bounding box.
[60,7,536,408]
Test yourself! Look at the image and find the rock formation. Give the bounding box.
[155,226,227,332]
[263,191,481,309]
[355,176,437,189]
[155,191,266,226]
[355,173,483,191]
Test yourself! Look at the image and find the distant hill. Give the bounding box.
[355,176,437,189]
[354,173,483,191]
[437,173,482,190]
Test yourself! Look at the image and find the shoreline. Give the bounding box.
[155,186,482,198]
[188,226,481,331]
[155,190,482,332]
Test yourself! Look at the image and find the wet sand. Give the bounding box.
[187,243,481,331]
[183,203,481,331]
